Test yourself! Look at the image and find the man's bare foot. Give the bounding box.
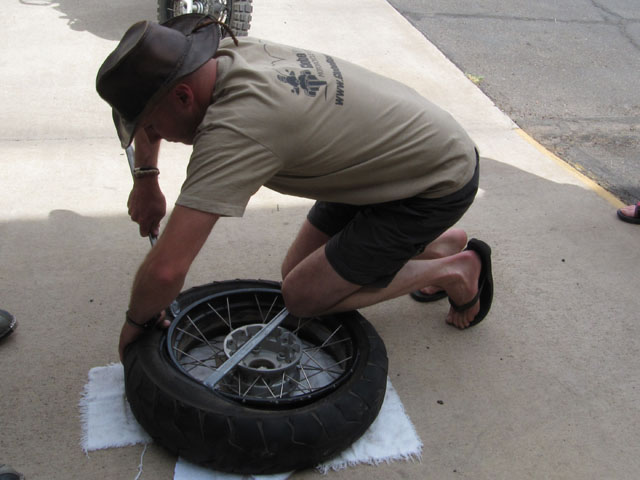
[414,229,467,296]
[444,249,482,329]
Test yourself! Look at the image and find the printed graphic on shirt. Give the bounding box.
[277,70,327,98]
[264,43,345,106]
[325,55,345,106]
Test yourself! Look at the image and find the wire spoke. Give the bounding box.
[206,302,231,329]
[255,294,265,322]
[184,314,219,356]
[291,318,313,335]
[306,354,352,373]
[301,363,345,375]
[302,337,351,353]
[241,375,262,398]
[176,327,224,354]
[180,354,219,370]
[301,348,325,371]
[283,373,313,394]
[260,377,277,399]
[298,364,342,377]
[174,347,220,372]
[263,295,279,323]
[318,325,342,350]
[298,363,314,392]
[298,363,347,379]
[169,290,356,402]
[279,372,286,398]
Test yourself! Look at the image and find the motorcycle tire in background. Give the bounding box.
[123,279,389,474]
[157,0,252,36]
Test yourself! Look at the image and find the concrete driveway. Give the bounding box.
[1,0,638,479]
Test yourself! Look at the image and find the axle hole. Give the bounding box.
[249,359,276,370]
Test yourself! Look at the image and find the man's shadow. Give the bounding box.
[20,0,155,40]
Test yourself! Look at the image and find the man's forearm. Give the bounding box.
[119,255,180,359]
[127,205,219,323]
[129,131,166,237]
[126,252,185,323]
[134,130,161,168]
[118,205,219,358]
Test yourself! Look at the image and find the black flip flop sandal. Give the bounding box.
[617,202,640,224]
[448,238,494,328]
[409,289,447,303]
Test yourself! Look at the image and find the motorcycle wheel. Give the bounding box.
[123,279,388,474]
[157,0,252,36]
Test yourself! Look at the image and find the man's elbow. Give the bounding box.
[146,260,188,291]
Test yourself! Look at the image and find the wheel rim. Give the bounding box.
[167,0,231,23]
[166,288,359,407]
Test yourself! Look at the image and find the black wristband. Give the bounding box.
[126,310,160,330]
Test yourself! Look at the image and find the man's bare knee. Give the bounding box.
[281,277,322,317]
[281,220,330,281]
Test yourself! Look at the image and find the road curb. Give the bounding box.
[515,128,624,208]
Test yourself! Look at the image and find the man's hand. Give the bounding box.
[118,311,170,361]
[127,178,167,237]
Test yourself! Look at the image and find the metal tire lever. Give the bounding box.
[203,307,290,388]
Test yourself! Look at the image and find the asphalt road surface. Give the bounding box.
[388,0,640,204]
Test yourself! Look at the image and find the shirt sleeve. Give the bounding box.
[176,127,283,217]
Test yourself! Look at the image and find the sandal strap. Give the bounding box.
[449,290,480,312]
[448,268,488,313]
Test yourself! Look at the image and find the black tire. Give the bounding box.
[123,279,388,474]
[228,0,252,36]
[157,0,253,37]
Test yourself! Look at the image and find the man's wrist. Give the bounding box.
[125,310,161,330]
[132,166,160,179]
[132,173,162,188]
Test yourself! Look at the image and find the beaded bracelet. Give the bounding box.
[132,167,160,179]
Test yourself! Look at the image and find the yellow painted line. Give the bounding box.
[515,128,625,208]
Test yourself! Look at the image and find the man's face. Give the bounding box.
[141,86,199,145]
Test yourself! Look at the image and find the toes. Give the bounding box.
[446,306,478,329]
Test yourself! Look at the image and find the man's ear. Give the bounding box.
[172,83,194,106]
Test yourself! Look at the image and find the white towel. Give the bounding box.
[80,363,422,479]
[80,363,151,450]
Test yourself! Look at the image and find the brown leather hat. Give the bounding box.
[96,14,222,148]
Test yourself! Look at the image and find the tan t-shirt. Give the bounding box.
[177,38,477,217]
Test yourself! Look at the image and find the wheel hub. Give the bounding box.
[223,324,303,396]
[172,0,226,17]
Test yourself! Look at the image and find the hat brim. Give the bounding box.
[114,14,221,148]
